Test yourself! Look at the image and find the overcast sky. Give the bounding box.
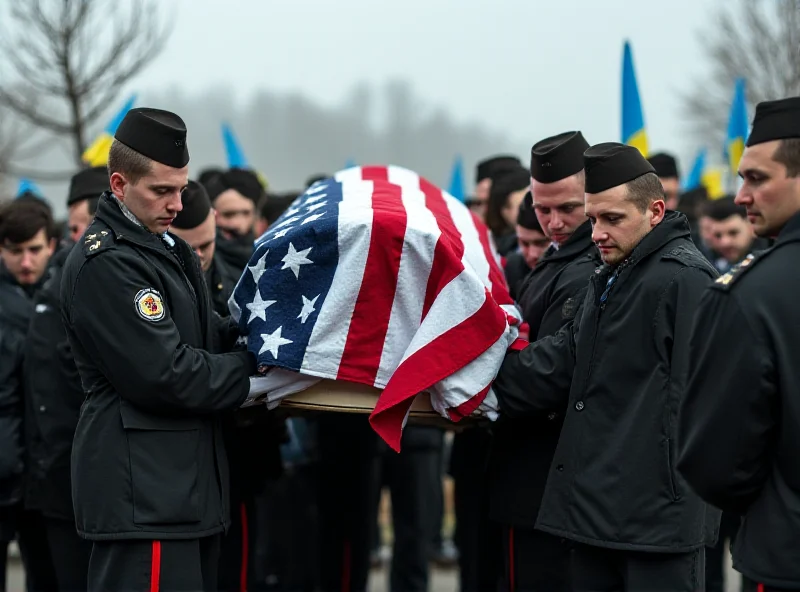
[140,0,720,165]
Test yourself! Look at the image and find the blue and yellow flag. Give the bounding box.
[725,78,749,174]
[82,94,137,167]
[16,178,43,199]
[621,40,648,157]
[222,123,248,169]
[447,155,466,202]
[683,148,725,199]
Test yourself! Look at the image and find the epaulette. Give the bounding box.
[82,227,115,257]
[662,244,717,275]
[711,249,768,291]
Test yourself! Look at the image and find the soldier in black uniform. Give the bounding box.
[489,130,601,592]
[502,194,550,301]
[678,96,800,592]
[23,167,108,591]
[466,155,523,220]
[493,143,720,591]
[60,107,256,591]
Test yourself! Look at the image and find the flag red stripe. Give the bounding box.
[471,212,515,306]
[337,167,406,384]
[447,383,490,421]
[418,177,465,321]
[370,288,507,451]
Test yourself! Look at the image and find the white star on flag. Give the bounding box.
[297,294,320,324]
[306,201,327,212]
[301,213,325,225]
[281,243,313,279]
[270,227,291,240]
[273,215,300,230]
[306,184,327,195]
[246,288,276,323]
[305,194,326,203]
[248,251,268,283]
[258,326,293,359]
[283,206,302,218]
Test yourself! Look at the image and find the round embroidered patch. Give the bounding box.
[134,288,165,322]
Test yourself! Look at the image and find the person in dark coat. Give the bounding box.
[485,166,531,256]
[60,108,256,591]
[647,152,681,211]
[493,143,720,592]
[502,192,550,302]
[490,130,601,592]
[23,167,108,591]
[467,155,523,221]
[0,200,59,591]
[678,96,800,592]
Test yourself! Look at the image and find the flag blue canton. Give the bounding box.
[232,180,344,370]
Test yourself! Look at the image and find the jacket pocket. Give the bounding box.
[661,437,680,502]
[120,403,202,525]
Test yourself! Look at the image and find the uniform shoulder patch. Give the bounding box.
[82,228,114,257]
[134,288,165,322]
[711,252,761,290]
[561,297,578,319]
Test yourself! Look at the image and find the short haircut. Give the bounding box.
[773,138,800,177]
[486,167,530,235]
[625,172,664,213]
[702,195,746,221]
[107,140,152,185]
[0,199,57,244]
[259,192,297,224]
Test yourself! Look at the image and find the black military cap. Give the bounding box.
[207,168,264,203]
[584,142,656,194]
[67,166,109,207]
[114,107,190,168]
[647,152,679,179]
[530,131,590,183]
[517,191,542,232]
[746,96,800,146]
[172,180,212,230]
[475,155,522,183]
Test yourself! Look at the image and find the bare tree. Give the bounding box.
[0,0,172,169]
[682,0,800,149]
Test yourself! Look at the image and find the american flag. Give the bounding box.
[230,165,524,451]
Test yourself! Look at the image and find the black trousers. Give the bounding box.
[0,506,58,592]
[43,516,92,591]
[87,535,221,592]
[500,525,571,592]
[571,543,705,592]
[218,496,257,592]
[371,438,442,592]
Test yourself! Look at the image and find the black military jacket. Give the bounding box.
[488,220,600,526]
[678,211,800,588]
[60,193,255,540]
[493,212,720,551]
[205,252,240,318]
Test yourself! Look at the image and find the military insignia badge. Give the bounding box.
[134,288,165,322]
[562,297,577,319]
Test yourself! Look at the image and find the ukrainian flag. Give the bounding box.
[221,123,269,189]
[621,40,648,157]
[345,158,357,169]
[16,178,43,198]
[447,155,466,202]
[725,78,749,174]
[82,94,137,167]
[684,148,725,199]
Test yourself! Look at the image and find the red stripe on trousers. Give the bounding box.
[240,502,249,592]
[757,585,765,592]
[341,539,351,592]
[509,527,515,592]
[337,169,407,385]
[417,176,465,321]
[150,541,161,592]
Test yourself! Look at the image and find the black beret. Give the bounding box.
[67,166,108,207]
[172,180,212,230]
[207,168,264,203]
[114,107,189,168]
[530,131,589,183]
[489,167,531,202]
[746,96,800,146]
[476,155,522,183]
[647,152,679,178]
[584,142,656,194]
[198,167,224,189]
[516,191,542,232]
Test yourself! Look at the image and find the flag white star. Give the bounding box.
[270,227,291,240]
[258,326,293,359]
[305,194,326,203]
[306,201,327,212]
[248,251,268,283]
[273,215,300,230]
[246,288,276,323]
[297,294,320,324]
[301,212,325,225]
[281,243,313,279]
[306,184,328,195]
[283,206,302,218]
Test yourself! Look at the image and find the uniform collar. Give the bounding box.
[776,210,800,245]
[545,219,594,262]
[94,192,175,250]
